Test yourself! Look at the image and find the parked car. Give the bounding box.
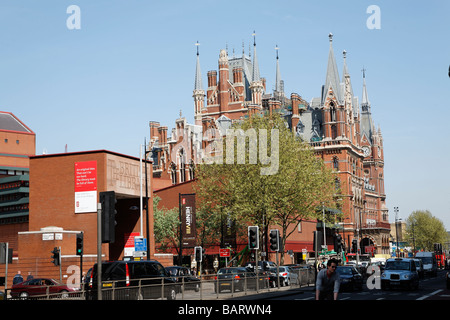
[165,266,200,292]
[214,267,265,293]
[11,278,79,299]
[336,266,363,291]
[446,271,450,289]
[381,258,419,290]
[85,260,177,300]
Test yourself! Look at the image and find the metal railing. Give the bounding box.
[4,267,315,301]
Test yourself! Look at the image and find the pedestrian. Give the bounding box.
[315,258,340,300]
[26,272,34,281]
[13,271,23,285]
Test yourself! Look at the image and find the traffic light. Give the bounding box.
[195,246,202,262]
[269,229,280,252]
[76,232,83,256]
[248,226,259,250]
[51,247,60,266]
[352,239,357,253]
[334,234,342,253]
[100,191,117,243]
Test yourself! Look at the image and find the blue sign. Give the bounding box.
[134,238,147,252]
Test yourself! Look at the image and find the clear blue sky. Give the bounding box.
[0,1,449,229]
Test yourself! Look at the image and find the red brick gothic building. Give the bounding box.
[151,33,390,261]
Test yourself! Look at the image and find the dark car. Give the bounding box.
[165,266,200,292]
[85,260,177,300]
[214,267,266,293]
[336,266,363,291]
[446,272,450,289]
[11,278,79,299]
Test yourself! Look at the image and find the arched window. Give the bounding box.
[170,163,177,185]
[333,157,339,171]
[179,149,186,183]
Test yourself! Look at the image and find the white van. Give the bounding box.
[415,252,437,276]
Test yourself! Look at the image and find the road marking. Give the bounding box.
[416,289,443,300]
[296,296,314,300]
[376,297,385,300]
[339,297,350,300]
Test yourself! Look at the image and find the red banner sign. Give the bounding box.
[219,248,230,257]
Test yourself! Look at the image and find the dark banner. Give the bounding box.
[180,193,196,248]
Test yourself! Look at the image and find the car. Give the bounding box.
[381,258,419,290]
[11,278,79,299]
[165,266,200,292]
[336,266,363,291]
[272,266,299,286]
[265,268,285,288]
[446,272,450,289]
[214,267,266,293]
[85,260,177,300]
[246,260,277,271]
[413,259,425,279]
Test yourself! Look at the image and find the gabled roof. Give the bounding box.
[0,111,34,134]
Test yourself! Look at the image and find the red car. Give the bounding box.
[11,278,78,299]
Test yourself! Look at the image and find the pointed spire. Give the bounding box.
[251,30,260,82]
[194,41,203,91]
[275,44,282,93]
[361,67,370,110]
[323,33,341,104]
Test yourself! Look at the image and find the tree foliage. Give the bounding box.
[194,113,337,263]
[153,195,179,253]
[405,210,449,251]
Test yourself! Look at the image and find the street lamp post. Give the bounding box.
[394,206,400,257]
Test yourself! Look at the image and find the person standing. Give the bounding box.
[315,259,340,300]
[13,271,23,285]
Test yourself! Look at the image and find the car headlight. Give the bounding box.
[447,272,450,279]
[341,278,350,283]
[402,274,410,279]
[381,273,386,278]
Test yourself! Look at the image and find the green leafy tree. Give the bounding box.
[153,195,179,253]
[405,210,449,252]
[195,113,337,264]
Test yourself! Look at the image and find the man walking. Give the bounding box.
[315,258,340,300]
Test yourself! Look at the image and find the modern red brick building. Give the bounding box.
[0,150,172,288]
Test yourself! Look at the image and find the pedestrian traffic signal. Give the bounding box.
[195,246,202,262]
[248,226,259,250]
[269,229,280,252]
[100,191,117,243]
[76,232,83,256]
[51,247,60,266]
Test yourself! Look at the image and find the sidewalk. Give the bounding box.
[227,284,315,300]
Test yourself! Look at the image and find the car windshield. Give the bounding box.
[386,261,410,270]
[336,267,353,275]
[418,257,433,264]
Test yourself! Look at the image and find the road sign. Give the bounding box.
[134,237,147,252]
[219,248,230,257]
